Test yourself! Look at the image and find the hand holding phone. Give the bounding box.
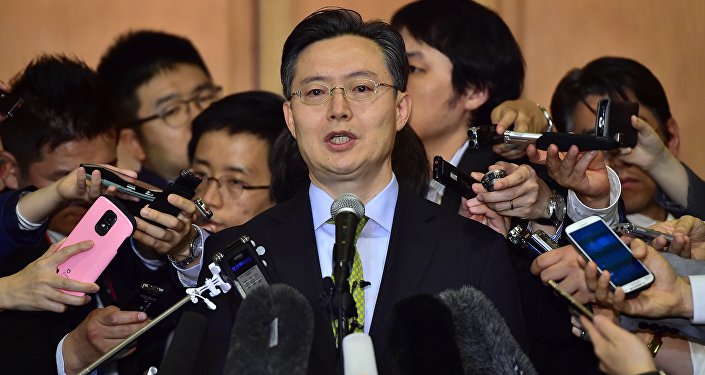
[566,216,653,294]
[547,280,594,320]
[122,283,164,315]
[56,196,136,296]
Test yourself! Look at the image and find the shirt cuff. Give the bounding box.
[691,340,705,375]
[566,167,621,226]
[690,275,705,324]
[172,226,209,287]
[16,192,46,230]
[130,238,166,271]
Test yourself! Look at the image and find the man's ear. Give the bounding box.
[665,117,680,157]
[283,101,297,139]
[460,85,489,111]
[395,92,412,131]
[117,128,146,170]
[0,150,20,190]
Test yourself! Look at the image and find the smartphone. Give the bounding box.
[612,223,674,244]
[81,163,161,203]
[547,280,594,320]
[56,196,136,296]
[566,216,654,294]
[0,89,23,118]
[432,155,475,199]
[595,99,639,148]
[122,283,165,315]
[148,169,202,218]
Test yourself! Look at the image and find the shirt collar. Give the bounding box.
[310,174,398,233]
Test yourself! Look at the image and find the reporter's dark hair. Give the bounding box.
[280,7,408,99]
[391,0,525,125]
[97,30,210,124]
[551,56,672,141]
[188,91,285,162]
[1,55,118,173]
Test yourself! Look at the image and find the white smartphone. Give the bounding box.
[566,216,654,294]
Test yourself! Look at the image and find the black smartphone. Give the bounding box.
[432,155,476,199]
[122,283,165,315]
[81,163,160,203]
[547,280,594,320]
[0,89,23,118]
[148,169,202,218]
[612,223,674,244]
[595,99,639,148]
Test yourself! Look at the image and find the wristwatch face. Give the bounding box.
[552,194,566,222]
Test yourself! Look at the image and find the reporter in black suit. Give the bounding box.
[170,8,526,374]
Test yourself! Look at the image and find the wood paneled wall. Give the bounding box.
[1,0,703,177]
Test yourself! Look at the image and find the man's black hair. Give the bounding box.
[391,0,525,125]
[551,56,672,141]
[188,91,286,162]
[97,30,210,124]
[1,55,118,173]
[280,7,408,98]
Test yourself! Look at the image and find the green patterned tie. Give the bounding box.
[330,216,369,339]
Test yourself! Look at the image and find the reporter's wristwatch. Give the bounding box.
[168,224,202,267]
[535,191,566,227]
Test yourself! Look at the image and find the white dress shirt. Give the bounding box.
[309,175,397,333]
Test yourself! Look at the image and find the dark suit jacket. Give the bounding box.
[192,185,527,375]
[438,147,601,374]
[0,187,47,260]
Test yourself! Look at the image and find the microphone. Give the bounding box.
[226,284,314,375]
[157,311,208,375]
[331,192,365,282]
[438,286,536,375]
[342,333,378,375]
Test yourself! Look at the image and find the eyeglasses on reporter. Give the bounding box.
[290,78,399,105]
[130,85,223,128]
[191,170,269,198]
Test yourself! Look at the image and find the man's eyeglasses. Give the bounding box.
[193,170,269,198]
[290,79,398,105]
[131,85,223,128]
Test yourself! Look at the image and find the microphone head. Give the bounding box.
[331,193,365,219]
[342,333,378,375]
[226,284,314,375]
[438,286,536,375]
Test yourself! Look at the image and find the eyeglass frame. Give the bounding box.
[129,85,223,128]
[289,78,399,105]
[195,171,270,198]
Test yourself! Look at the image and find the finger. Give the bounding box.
[594,270,612,302]
[584,261,600,291]
[49,276,100,295]
[48,289,94,307]
[50,240,95,263]
[99,308,148,326]
[526,144,546,164]
[139,206,186,233]
[134,215,176,243]
[545,144,562,174]
[167,194,196,221]
[492,107,517,133]
[89,170,102,200]
[580,315,603,346]
[529,247,567,275]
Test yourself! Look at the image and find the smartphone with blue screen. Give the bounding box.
[566,216,654,294]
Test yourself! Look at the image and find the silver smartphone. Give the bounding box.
[566,216,654,294]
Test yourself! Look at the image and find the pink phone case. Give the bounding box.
[56,196,135,296]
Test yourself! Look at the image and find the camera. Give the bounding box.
[94,210,118,236]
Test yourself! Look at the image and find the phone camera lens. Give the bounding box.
[481,169,507,192]
[95,210,117,236]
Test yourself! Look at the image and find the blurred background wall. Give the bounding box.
[1,0,703,176]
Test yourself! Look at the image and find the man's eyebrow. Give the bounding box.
[406,51,423,59]
[155,93,181,107]
[299,70,379,85]
[193,158,248,175]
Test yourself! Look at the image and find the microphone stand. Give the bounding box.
[77,262,232,375]
[329,244,358,375]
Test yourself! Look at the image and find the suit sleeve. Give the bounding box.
[0,188,46,260]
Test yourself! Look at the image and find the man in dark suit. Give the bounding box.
[171,8,526,374]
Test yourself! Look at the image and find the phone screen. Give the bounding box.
[569,219,650,287]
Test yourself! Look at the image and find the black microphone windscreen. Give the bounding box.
[438,286,536,375]
[158,311,208,375]
[226,284,314,375]
[387,294,464,375]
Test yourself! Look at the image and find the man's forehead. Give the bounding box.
[292,35,390,83]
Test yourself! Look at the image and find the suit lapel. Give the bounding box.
[369,188,442,360]
[267,191,338,374]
